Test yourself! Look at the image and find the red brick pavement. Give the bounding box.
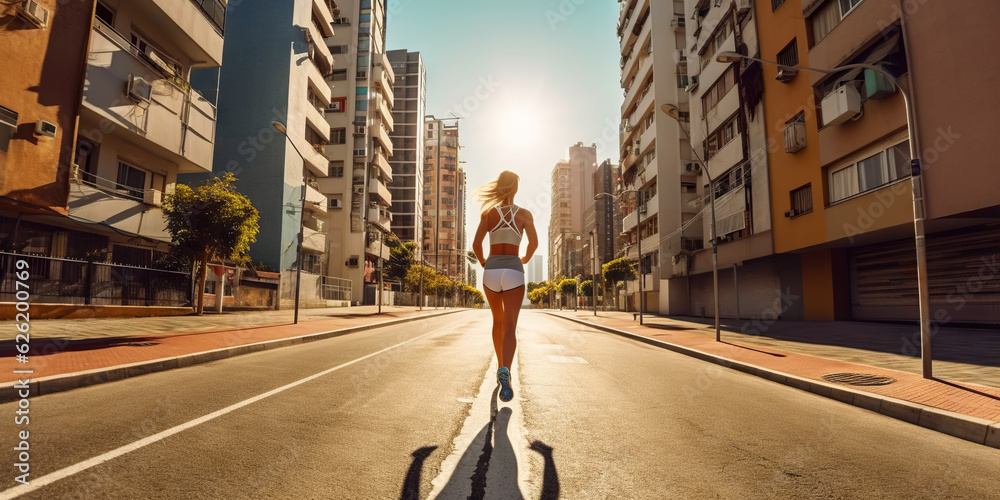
[0,310,451,384]
[551,312,1000,423]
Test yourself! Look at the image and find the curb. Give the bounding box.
[1,310,463,404]
[546,312,1000,450]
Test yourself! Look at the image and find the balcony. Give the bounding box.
[302,226,326,253]
[315,176,342,195]
[707,133,744,180]
[305,182,327,213]
[640,193,659,220]
[623,210,638,231]
[641,233,659,257]
[306,23,334,76]
[368,207,392,232]
[67,182,171,243]
[84,20,217,174]
[306,63,333,106]
[365,238,390,260]
[624,16,653,79]
[372,149,393,182]
[373,122,393,156]
[373,60,395,104]
[305,107,330,145]
[376,96,394,131]
[150,0,225,64]
[639,119,656,153]
[369,178,392,205]
[312,0,336,37]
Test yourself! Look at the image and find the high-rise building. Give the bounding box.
[617,0,693,314]
[590,160,622,266]
[678,0,776,319]
[2,0,224,267]
[423,116,466,282]
[548,142,596,280]
[386,49,426,247]
[526,256,544,284]
[754,0,1000,323]
[322,0,395,304]
[205,0,337,285]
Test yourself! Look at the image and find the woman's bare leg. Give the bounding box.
[499,286,525,369]
[484,288,505,366]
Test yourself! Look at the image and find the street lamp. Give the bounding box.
[596,190,643,325]
[589,230,597,316]
[660,103,721,342]
[272,121,307,325]
[716,51,932,378]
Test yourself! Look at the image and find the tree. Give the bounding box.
[579,279,593,297]
[603,257,636,311]
[386,239,417,282]
[404,264,435,293]
[559,278,578,310]
[163,173,260,315]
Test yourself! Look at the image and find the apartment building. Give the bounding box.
[1,0,224,269]
[204,0,336,302]
[756,0,1000,323]
[1,0,93,245]
[423,116,466,281]
[616,0,694,314]
[548,142,597,281]
[588,159,622,268]
[321,0,395,304]
[386,49,426,247]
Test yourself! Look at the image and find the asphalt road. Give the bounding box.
[1,311,999,499]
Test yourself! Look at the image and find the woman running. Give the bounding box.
[472,171,538,403]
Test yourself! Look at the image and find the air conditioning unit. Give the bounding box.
[143,188,162,207]
[127,75,152,103]
[784,209,798,218]
[671,16,685,29]
[34,120,57,138]
[19,0,49,27]
[776,67,798,84]
[354,124,366,135]
[821,85,862,127]
[333,16,351,25]
[329,198,343,209]
[346,256,359,267]
[684,162,701,173]
[784,120,807,154]
[356,70,368,79]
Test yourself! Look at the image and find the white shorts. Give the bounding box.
[483,255,525,293]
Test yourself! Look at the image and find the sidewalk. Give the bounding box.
[546,309,1000,448]
[0,305,461,395]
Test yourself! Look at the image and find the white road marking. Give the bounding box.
[0,326,451,500]
[429,356,531,499]
[547,355,589,364]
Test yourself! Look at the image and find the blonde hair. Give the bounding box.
[475,170,519,213]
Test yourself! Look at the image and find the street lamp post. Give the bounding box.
[272,121,307,325]
[716,51,932,377]
[590,230,597,316]
[660,104,721,342]
[596,190,643,325]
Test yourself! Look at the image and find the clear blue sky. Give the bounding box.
[386,0,622,282]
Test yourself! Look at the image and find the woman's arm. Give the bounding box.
[520,210,538,265]
[472,211,489,266]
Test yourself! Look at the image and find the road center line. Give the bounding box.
[0,326,451,500]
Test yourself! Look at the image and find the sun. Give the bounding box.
[497,106,542,146]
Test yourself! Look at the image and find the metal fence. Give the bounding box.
[0,251,192,307]
[321,275,352,301]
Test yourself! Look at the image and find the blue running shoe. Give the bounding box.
[497,367,514,402]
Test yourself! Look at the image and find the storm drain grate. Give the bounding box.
[822,373,897,386]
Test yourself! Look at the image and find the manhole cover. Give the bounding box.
[822,373,896,386]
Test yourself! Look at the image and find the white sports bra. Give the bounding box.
[490,206,523,246]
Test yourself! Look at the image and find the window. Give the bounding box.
[839,0,864,16]
[356,87,368,96]
[356,100,367,111]
[828,140,910,203]
[699,17,732,68]
[442,221,454,228]
[703,114,740,159]
[330,128,346,145]
[95,2,114,25]
[330,45,349,54]
[330,161,344,177]
[772,0,787,10]
[702,67,737,112]
[331,69,347,81]
[791,185,813,214]
[74,137,99,184]
[116,161,146,200]
[0,106,17,152]
[776,39,798,67]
